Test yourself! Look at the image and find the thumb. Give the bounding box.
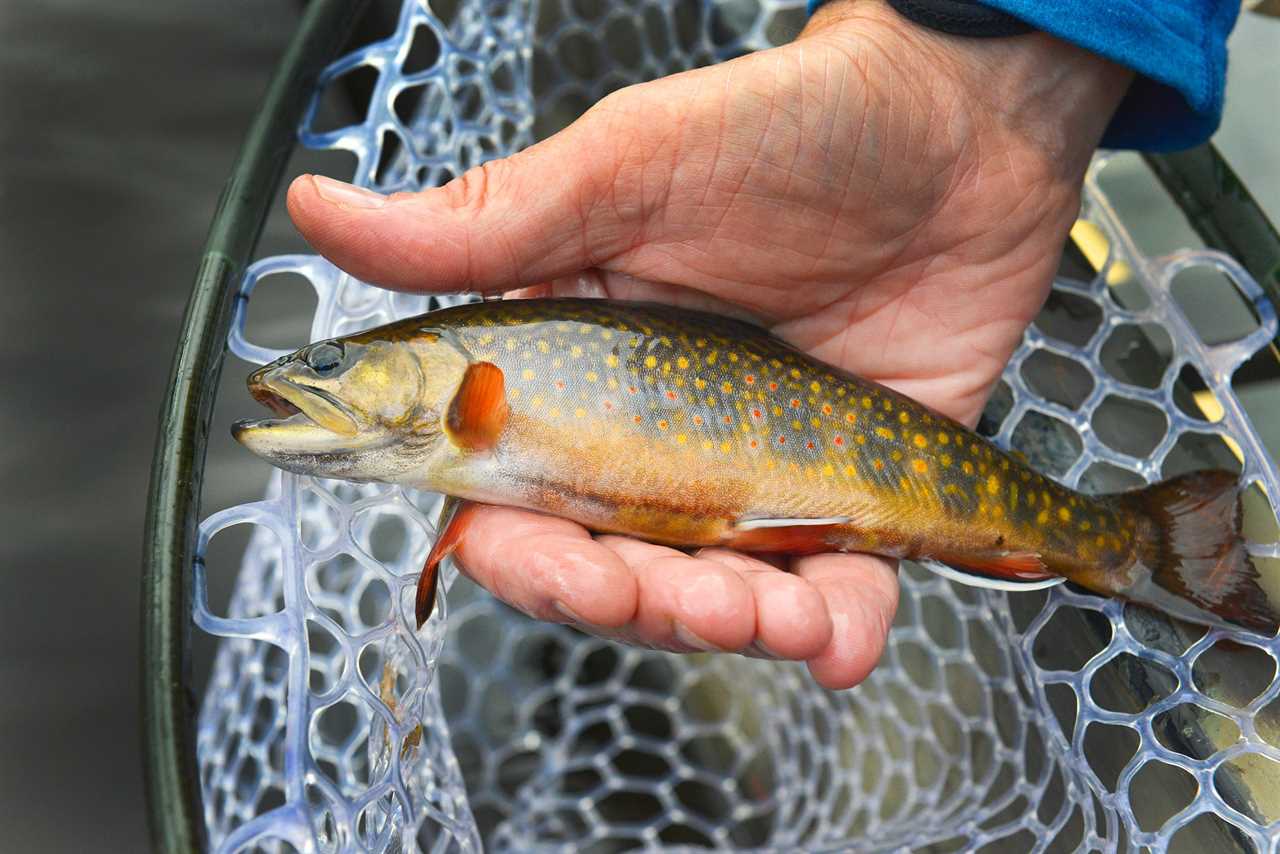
[286,91,660,294]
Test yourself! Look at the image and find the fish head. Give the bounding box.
[232,332,469,481]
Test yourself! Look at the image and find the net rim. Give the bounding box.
[141,2,371,851]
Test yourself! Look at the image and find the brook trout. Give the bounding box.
[233,299,1279,634]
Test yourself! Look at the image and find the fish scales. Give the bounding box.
[364,299,1133,572]
[235,298,1279,634]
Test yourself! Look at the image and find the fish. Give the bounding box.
[232,298,1280,636]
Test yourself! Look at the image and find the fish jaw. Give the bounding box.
[234,373,401,479]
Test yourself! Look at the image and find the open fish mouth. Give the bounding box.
[244,377,360,437]
[232,375,368,461]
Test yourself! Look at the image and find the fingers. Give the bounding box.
[286,85,660,294]
[793,553,899,690]
[450,505,637,628]
[446,505,894,690]
[694,548,832,660]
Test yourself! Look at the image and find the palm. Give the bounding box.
[286,2,1125,688]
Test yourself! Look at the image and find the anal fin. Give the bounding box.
[415,497,479,628]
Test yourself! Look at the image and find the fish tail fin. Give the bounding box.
[1123,470,1278,634]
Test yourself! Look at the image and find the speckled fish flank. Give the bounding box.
[234,298,1280,635]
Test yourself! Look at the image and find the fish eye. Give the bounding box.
[306,343,344,376]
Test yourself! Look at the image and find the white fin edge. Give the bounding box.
[916,559,1067,592]
[735,516,851,531]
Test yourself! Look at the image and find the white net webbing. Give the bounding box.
[192,1,1280,850]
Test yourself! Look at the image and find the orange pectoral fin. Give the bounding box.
[445,361,508,452]
[415,498,480,628]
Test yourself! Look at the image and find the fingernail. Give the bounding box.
[310,175,387,209]
[552,600,582,624]
[673,622,725,652]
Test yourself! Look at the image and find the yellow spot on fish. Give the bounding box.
[899,412,910,425]
[548,407,560,418]
[875,427,895,441]
[708,352,718,365]
[913,434,928,448]
[607,378,618,390]
[574,408,586,418]
[695,378,707,390]
[811,417,821,428]
[1037,509,1050,525]
[792,420,804,431]
[676,433,687,445]
[571,345,583,358]
[790,368,801,379]
[937,433,949,445]
[772,405,783,417]
[987,475,1000,496]
[856,435,867,445]
[943,484,959,496]
[1096,534,1107,547]
[535,340,549,354]
[962,461,974,475]
[722,381,733,394]
[1009,482,1018,510]
[940,454,952,467]
[729,352,739,363]
[1079,520,1091,532]
[844,465,857,476]
[531,395,544,408]
[644,355,657,369]
[862,396,873,410]
[706,396,717,407]
[720,441,732,453]
[883,399,893,411]
[585,371,598,382]
[695,338,706,348]
[823,463,835,477]
[912,459,928,474]
[810,381,821,393]
[606,354,619,368]
[509,388,521,399]
[1058,507,1071,523]
[900,476,912,490]
[505,339,516,351]
[873,459,885,471]
[677,356,689,369]
[601,329,613,341]
[992,505,1004,519]
[890,450,903,462]
[702,440,713,451]
[522,368,535,380]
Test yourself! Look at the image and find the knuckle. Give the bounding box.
[442,159,507,215]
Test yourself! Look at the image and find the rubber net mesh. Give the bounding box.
[192,0,1280,850]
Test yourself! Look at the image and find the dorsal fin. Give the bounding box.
[445,361,508,451]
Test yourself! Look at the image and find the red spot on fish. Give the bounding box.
[665,390,677,400]
[555,380,565,390]
[604,401,613,411]
[822,404,833,415]
[723,415,732,425]
[752,408,762,419]
[750,439,758,448]
[790,399,800,409]
[777,436,786,445]
[693,415,703,426]
[807,441,815,450]
[745,374,755,385]
[633,415,642,424]
[768,381,779,391]
[834,436,844,446]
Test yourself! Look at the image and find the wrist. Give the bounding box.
[801,0,1134,181]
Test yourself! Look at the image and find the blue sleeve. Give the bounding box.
[807,0,1240,152]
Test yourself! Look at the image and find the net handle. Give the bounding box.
[141,2,369,851]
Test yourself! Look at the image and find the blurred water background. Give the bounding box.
[0,2,1276,850]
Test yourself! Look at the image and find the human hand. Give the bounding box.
[286,0,1131,688]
